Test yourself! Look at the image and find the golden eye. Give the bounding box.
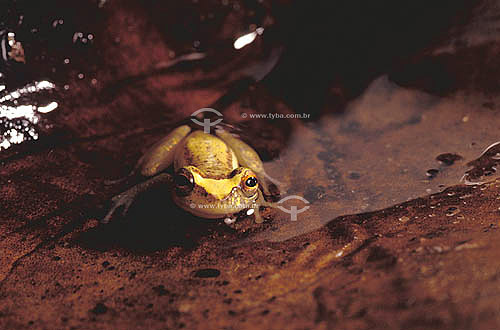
[245,176,258,188]
[242,173,258,192]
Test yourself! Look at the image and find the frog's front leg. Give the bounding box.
[102,125,190,223]
[102,173,172,223]
[215,128,281,200]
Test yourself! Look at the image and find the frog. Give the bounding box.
[102,124,279,225]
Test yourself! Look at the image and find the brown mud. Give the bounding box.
[2,0,500,329]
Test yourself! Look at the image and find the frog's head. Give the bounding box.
[171,165,261,219]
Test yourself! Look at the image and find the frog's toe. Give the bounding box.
[253,209,264,224]
[102,192,135,224]
[102,173,173,224]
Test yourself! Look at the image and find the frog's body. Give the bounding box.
[104,124,277,224]
[174,131,239,179]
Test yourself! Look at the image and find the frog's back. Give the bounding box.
[174,130,238,178]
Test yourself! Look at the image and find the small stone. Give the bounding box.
[90,303,108,315]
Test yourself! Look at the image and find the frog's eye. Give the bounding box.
[245,176,258,188]
[242,174,258,193]
[174,169,194,196]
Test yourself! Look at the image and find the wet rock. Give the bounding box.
[463,142,500,184]
[193,269,221,278]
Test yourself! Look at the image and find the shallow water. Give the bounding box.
[1,0,499,246]
[254,75,500,241]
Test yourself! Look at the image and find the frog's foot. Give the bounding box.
[102,173,172,224]
[241,207,267,224]
[260,178,283,203]
[255,198,286,224]
[102,190,137,224]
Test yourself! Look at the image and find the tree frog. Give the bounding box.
[103,124,278,225]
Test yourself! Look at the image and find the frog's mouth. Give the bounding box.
[190,172,252,201]
[173,184,259,220]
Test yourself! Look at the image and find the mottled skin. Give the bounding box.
[104,125,275,224]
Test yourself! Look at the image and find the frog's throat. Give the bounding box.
[191,171,246,200]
